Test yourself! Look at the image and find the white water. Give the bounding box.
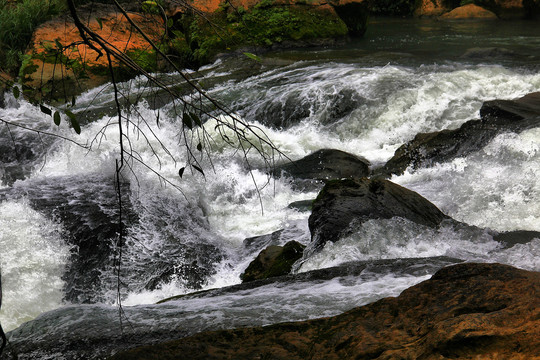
[0,200,70,331]
[1,39,540,340]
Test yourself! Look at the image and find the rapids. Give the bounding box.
[0,18,539,358]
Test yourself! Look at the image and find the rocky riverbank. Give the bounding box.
[4,0,539,101]
[109,262,540,360]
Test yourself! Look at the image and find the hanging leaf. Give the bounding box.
[53,111,61,126]
[243,52,262,62]
[196,142,202,152]
[54,39,63,50]
[178,167,185,178]
[12,86,20,99]
[40,104,52,116]
[71,95,76,107]
[65,110,81,134]
[182,112,193,129]
[190,112,202,127]
[192,164,204,176]
[167,18,173,28]
[96,18,103,30]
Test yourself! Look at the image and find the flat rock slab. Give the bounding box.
[109,262,540,359]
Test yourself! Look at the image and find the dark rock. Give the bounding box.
[332,2,369,37]
[242,222,310,256]
[309,178,450,247]
[524,0,540,19]
[378,92,540,177]
[0,175,133,303]
[274,149,370,190]
[109,263,540,360]
[240,241,305,282]
[287,199,314,212]
[480,91,540,124]
[252,95,311,129]
[493,230,540,249]
[376,119,499,177]
[242,229,285,254]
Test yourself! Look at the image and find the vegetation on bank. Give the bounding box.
[0,0,66,75]
[174,0,350,68]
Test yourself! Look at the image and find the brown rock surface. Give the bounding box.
[24,4,164,96]
[109,263,540,359]
[414,0,453,17]
[439,3,498,19]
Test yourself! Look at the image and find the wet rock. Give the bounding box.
[3,257,461,360]
[243,229,285,254]
[308,178,450,247]
[109,263,540,360]
[461,47,518,60]
[273,149,370,191]
[378,92,540,177]
[240,241,305,282]
[439,3,498,20]
[480,91,540,125]
[377,119,499,177]
[414,0,455,17]
[287,199,314,212]
[0,175,133,303]
[493,230,540,249]
[332,2,369,37]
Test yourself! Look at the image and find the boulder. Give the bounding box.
[414,0,455,17]
[439,3,498,19]
[109,263,540,360]
[273,149,370,190]
[240,241,306,282]
[308,178,450,247]
[480,91,540,124]
[287,199,314,212]
[378,92,540,177]
[22,3,166,100]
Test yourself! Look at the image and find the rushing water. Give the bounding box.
[1,18,540,357]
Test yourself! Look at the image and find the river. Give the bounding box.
[1,18,539,358]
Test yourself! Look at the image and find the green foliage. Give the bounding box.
[460,0,475,6]
[177,4,348,66]
[0,0,66,74]
[126,47,159,73]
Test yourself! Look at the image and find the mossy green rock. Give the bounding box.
[241,240,305,282]
[177,1,358,66]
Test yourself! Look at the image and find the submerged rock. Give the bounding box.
[378,92,540,177]
[241,241,305,282]
[308,178,450,247]
[273,149,370,191]
[109,263,540,360]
